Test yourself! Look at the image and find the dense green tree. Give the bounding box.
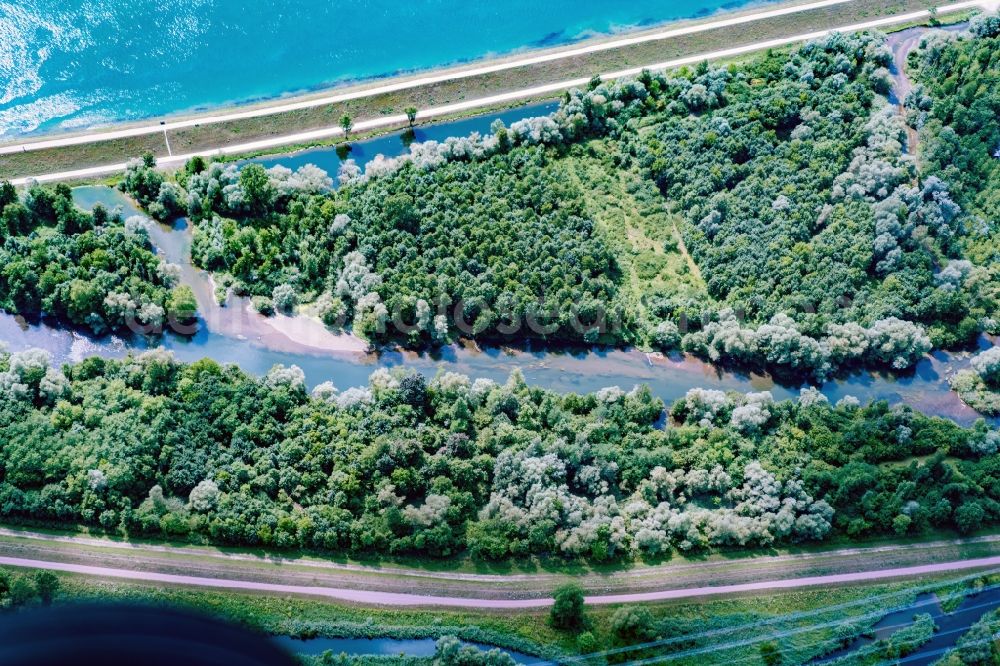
[610,606,658,646]
[340,114,353,135]
[550,584,587,631]
[8,577,36,607]
[239,163,276,216]
[32,571,59,604]
[0,350,997,562]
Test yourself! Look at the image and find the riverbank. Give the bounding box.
[1,0,979,183]
[1,120,979,428]
[71,185,372,356]
[254,308,369,355]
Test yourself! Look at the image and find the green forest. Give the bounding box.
[1,347,997,562]
[1,27,997,382]
[108,27,996,376]
[0,21,998,564]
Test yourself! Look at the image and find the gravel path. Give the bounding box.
[2,553,1000,608]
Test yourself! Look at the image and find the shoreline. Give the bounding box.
[3,0,983,184]
[248,305,369,356]
[0,0,828,147]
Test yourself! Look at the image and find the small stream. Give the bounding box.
[250,101,559,175]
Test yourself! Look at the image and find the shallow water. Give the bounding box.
[251,101,559,176]
[271,636,539,664]
[0,0,780,137]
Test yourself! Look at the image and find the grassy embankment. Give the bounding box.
[9,570,965,666]
[0,0,947,181]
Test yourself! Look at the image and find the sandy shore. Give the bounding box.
[254,308,369,355]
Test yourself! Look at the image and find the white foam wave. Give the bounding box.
[58,108,117,130]
[0,1,85,106]
[0,91,90,137]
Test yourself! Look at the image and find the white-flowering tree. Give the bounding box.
[309,382,337,402]
[189,479,220,512]
[329,213,351,236]
[824,322,870,365]
[652,320,681,351]
[403,494,452,527]
[264,364,306,391]
[971,347,1000,386]
[87,469,108,491]
[865,318,932,369]
[336,386,374,409]
[267,163,333,198]
[798,386,829,407]
[335,251,382,303]
[729,392,774,434]
[271,283,298,313]
[156,262,182,288]
[337,159,363,187]
[38,367,70,403]
[970,11,1000,38]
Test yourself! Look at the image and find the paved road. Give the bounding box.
[7,0,989,186]
[2,554,1000,609]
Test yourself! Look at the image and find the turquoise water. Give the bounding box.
[0,0,777,137]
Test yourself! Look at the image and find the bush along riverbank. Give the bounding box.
[1,347,998,562]
[98,25,998,382]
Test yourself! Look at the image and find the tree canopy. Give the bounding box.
[0,183,194,334]
[1,348,997,562]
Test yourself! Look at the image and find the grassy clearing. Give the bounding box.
[0,0,946,180]
[24,572,973,665]
[562,142,708,321]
